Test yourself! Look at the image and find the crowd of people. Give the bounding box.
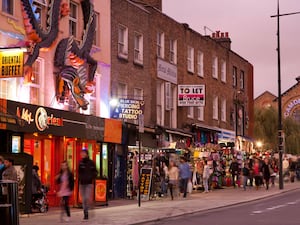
[153,154,300,200]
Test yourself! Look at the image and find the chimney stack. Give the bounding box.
[211,30,231,49]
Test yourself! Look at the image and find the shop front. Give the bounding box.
[0,98,124,207]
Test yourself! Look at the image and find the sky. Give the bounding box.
[162,0,300,98]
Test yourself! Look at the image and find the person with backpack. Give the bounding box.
[78,148,97,221]
[56,161,74,222]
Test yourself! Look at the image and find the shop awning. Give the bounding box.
[192,123,221,132]
[165,129,193,138]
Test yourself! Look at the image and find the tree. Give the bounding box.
[254,106,300,154]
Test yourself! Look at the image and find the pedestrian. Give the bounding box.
[0,156,5,180]
[160,161,168,196]
[32,165,42,206]
[229,158,240,188]
[242,163,250,191]
[202,160,211,193]
[78,148,97,221]
[270,159,278,187]
[178,157,191,198]
[253,158,262,190]
[167,160,179,200]
[56,161,74,222]
[2,158,17,181]
[262,158,271,190]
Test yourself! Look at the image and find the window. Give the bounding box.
[169,39,177,64]
[134,88,143,100]
[165,82,171,111]
[2,0,13,15]
[156,82,163,126]
[170,85,176,128]
[197,51,204,77]
[187,107,194,118]
[33,0,46,26]
[212,56,218,79]
[69,1,78,37]
[197,107,204,121]
[213,96,218,120]
[233,66,237,87]
[221,99,226,122]
[0,80,8,99]
[221,60,226,82]
[240,70,245,90]
[134,32,143,64]
[29,59,42,105]
[187,46,194,73]
[118,24,128,58]
[157,32,164,58]
[93,12,100,46]
[117,83,127,99]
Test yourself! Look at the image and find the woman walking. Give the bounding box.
[168,161,179,200]
[202,160,211,193]
[56,161,74,222]
[262,158,271,190]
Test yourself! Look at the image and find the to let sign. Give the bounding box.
[0,49,24,78]
[178,85,205,106]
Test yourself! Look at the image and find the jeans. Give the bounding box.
[180,178,189,197]
[79,184,93,213]
[203,177,209,192]
[242,175,248,190]
[61,196,70,217]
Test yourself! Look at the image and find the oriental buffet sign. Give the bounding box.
[16,106,63,131]
[111,98,144,120]
[0,49,24,78]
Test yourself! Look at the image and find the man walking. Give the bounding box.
[78,149,97,221]
[178,157,191,198]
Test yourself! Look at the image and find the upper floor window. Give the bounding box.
[117,82,127,98]
[212,56,218,79]
[0,79,8,99]
[157,32,165,58]
[93,12,100,46]
[134,88,143,100]
[156,82,163,126]
[169,39,177,64]
[240,70,245,90]
[187,106,194,118]
[197,107,204,121]
[221,99,226,122]
[2,0,13,15]
[118,24,128,59]
[233,66,237,87]
[213,96,218,120]
[187,46,194,73]
[197,51,204,77]
[134,32,143,64]
[221,60,226,82]
[29,58,43,105]
[33,0,47,26]
[69,1,78,37]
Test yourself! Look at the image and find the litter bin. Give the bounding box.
[0,180,19,225]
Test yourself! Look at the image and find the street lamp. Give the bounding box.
[271,0,300,190]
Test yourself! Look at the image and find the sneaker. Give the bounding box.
[64,217,70,222]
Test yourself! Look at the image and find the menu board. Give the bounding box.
[140,168,152,200]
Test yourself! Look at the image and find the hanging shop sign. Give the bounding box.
[157,58,177,84]
[0,48,24,78]
[178,85,205,106]
[140,168,152,201]
[111,98,144,120]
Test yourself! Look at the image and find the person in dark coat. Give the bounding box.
[262,158,271,190]
[229,158,240,188]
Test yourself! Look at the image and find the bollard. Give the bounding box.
[0,180,19,225]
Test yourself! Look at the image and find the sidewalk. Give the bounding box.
[20,182,300,225]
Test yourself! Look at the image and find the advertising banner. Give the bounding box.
[111,98,144,120]
[178,85,205,106]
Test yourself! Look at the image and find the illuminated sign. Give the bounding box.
[0,49,24,78]
[178,85,205,106]
[111,98,144,120]
[16,106,63,131]
[284,98,300,118]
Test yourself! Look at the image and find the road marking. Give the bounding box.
[251,199,300,215]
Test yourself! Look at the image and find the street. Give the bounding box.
[141,189,300,225]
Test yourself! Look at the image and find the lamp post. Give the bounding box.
[271,0,300,190]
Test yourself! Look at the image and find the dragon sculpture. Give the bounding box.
[20,0,68,80]
[20,0,97,110]
[54,0,97,110]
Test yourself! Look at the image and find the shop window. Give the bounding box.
[69,1,78,38]
[2,0,13,15]
[187,46,194,73]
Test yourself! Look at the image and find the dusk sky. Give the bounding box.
[163,0,300,98]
